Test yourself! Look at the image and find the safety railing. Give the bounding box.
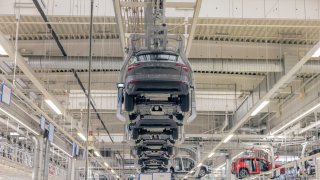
[0,141,34,168]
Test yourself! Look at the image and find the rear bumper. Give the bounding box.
[133,119,178,129]
[126,80,189,95]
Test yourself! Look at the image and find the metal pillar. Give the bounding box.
[225,155,231,180]
[68,158,75,180]
[32,136,44,180]
[43,137,50,180]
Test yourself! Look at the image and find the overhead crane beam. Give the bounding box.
[113,0,126,54]
[185,0,202,57]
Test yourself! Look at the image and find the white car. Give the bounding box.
[170,156,211,178]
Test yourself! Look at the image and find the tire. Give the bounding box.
[170,167,175,173]
[163,159,169,165]
[172,129,178,140]
[179,94,189,112]
[129,113,137,120]
[198,167,207,178]
[167,147,173,156]
[132,128,139,140]
[125,93,134,112]
[136,147,142,155]
[176,113,184,121]
[307,166,313,175]
[239,168,248,179]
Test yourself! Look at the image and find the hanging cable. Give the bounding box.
[85,0,94,179]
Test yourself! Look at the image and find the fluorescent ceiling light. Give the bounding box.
[77,132,87,141]
[45,99,62,115]
[111,169,115,174]
[104,162,109,167]
[116,176,119,179]
[312,47,320,57]
[271,102,320,135]
[251,101,270,116]
[208,152,215,158]
[9,132,19,136]
[299,122,318,134]
[52,142,72,158]
[223,134,234,143]
[0,107,39,135]
[94,150,100,157]
[0,45,8,56]
[197,163,203,167]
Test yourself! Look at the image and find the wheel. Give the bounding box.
[138,159,143,165]
[136,147,142,155]
[239,168,248,179]
[125,93,134,112]
[176,113,184,121]
[170,167,175,173]
[132,128,139,140]
[307,166,313,175]
[179,94,189,112]
[197,167,207,178]
[172,129,178,140]
[129,113,137,120]
[163,159,169,165]
[167,147,173,155]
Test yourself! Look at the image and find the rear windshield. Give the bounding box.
[129,53,181,64]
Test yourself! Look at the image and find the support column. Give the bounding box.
[225,155,231,180]
[32,136,44,180]
[68,158,75,180]
[43,138,50,180]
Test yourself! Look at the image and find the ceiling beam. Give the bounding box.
[185,0,202,57]
[112,0,126,54]
[120,1,195,9]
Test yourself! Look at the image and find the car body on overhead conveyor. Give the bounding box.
[116,33,196,173]
[117,34,196,124]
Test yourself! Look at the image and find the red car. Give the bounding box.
[231,157,284,179]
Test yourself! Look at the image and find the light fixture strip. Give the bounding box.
[208,152,215,158]
[271,102,320,135]
[94,150,100,157]
[223,134,234,143]
[0,45,8,56]
[312,47,320,57]
[45,99,62,115]
[77,132,87,141]
[251,101,270,116]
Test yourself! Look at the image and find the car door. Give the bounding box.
[244,158,259,174]
[257,158,270,172]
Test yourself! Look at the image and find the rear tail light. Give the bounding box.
[175,63,189,72]
[127,63,140,71]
